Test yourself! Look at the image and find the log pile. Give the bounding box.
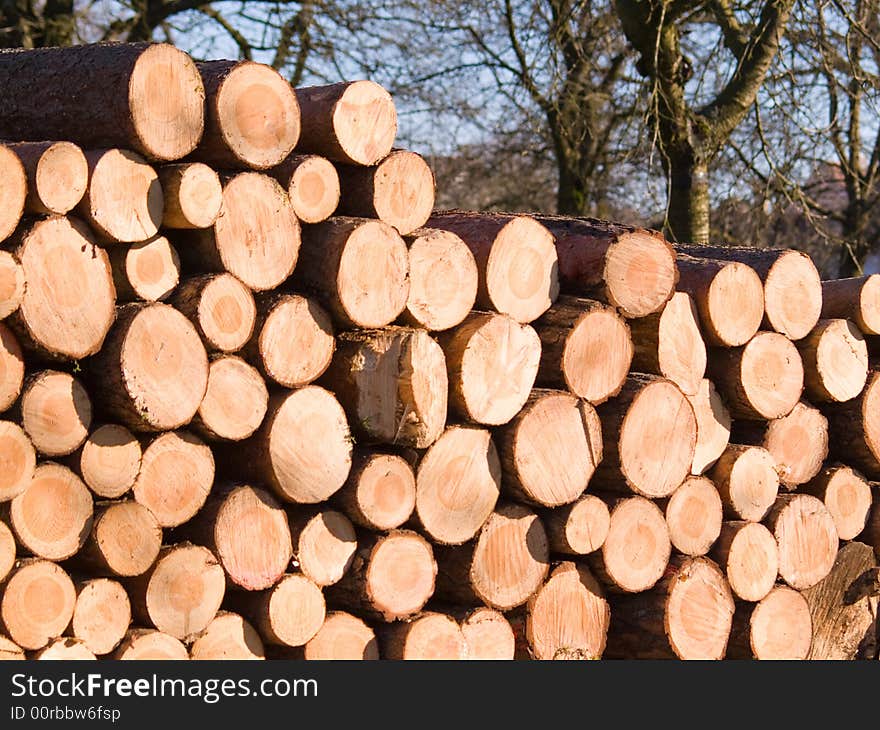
[0,41,878,662]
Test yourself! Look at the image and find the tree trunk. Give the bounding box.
[821,275,880,335]
[666,158,711,244]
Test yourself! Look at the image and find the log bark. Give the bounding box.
[459,608,515,660]
[70,578,131,656]
[77,500,162,578]
[660,475,722,556]
[0,325,23,412]
[0,252,25,321]
[541,493,610,556]
[295,611,378,660]
[190,612,265,660]
[6,141,88,216]
[822,275,880,335]
[157,163,222,229]
[727,585,812,660]
[0,143,26,241]
[287,507,357,588]
[108,235,180,302]
[0,559,76,651]
[802,465,872,541]
[70,424,142,499]
[797,319,868,403]
[169,273,256,354]
[113,629,188,660]
[710,521,779,601]
[766,494,839,590]
[0,421,35,502]
[333,451,416,531]
[191,355,268,441]
[271,154,340,224]
[823,371,880,478]
[20,370,92,456]
[710,444,779,522]
[230,573,325,647]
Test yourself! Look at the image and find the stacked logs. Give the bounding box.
[0,41,878,662]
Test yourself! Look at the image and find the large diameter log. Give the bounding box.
[534,215,677,318]
[434,503,549,611]
[7,463,93,560]
[0,252,25,321]
[710,444,779,522]
[381,612,467,660]
[823,371,880,477]
[108,235,180,302]
[459,608,515,660]
[402,228,478,332]
[797,319,868,402]
[337,150,435,236]
[711,521,779,601]
[674,255,764,347]
[732,401,828,487]
[498,389,602,507]
[327,530,436,622]
[661,475,722,557]
[296,217,409,328]
[822,275,880,335]
[766,494,839,590]
[158,163,222,229]
[592,375,696,498]
[70,579,131,656]
[415,425,500,545]
[170,273,256,354]
[133,431,214,528]
[321,327,447,448]
[7,141,88,216]
[427,212,558,323]
[0,421,36,502]
[272,154,340,223]
[232,574,326,648]
[180,173,300,292]
[72,424,142,499]
[87,303,209,432]
[78,500,161,578]
[20,370,91,456]
[297,611,378,660]
[542,494,610,556]
[194,60,300,170]
[534,296,632,405]
[709,331,804,420]
[802,465,872,541]
[629,292,706,396]
[294,80,397,165]
[9,216,115,360]
[0,326,23,411]
[589,496,670,593]
[0,559,76,651]
[114,629,188,660]
[0,144,26,241]
[192,355,268,441]
[190,612,265,660]
[727,585,812,660]
[334,451,416,531]
[128,543,226,641]
[605,556,734,660]
[0,521,14,583]
[686,379,731,474]
[441,312,541,425]
[287,508,357,587]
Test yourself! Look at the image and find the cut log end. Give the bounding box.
[11,141,88,216]
[0,560,76,651]
[687,379,731,475]
[460,608,515,660]
[159,163,222,229]
[0,144,26,241]
[0,520,15,583]
[604,231,677,318]
[78,424,142,499]
[599,497,671,593]
[803,466,872,541]
[114,630,188,660]
[744,585,812,660]
[190,613,265,660]
[336,452,416,531]
[21,370,91,457]
[71,579,131,656]
[383,612,466,660]
[0,326,24,411]
[664,476,722,556]
[704,261,765,346]
[763,250,822,340]
[729,331,804,420]
[194,273,257,353]
[0,252,25,321]
[277,155,340,224]
[768,494,839,590]
[665,557,734,660]
[713,521,779,601]
[545,494,610,556]
[86,500,162,577]
[798,319,868,403]
[258,295,334,388]
[366,531,436,620]
[292,509,357,587]
[711,444,779,522]
[302,611,378,660]
[653,292,707,396]
[196,356,268,441]
[0,421,36,502]
[116,236,180,302]
[323,80,397,165]
[34,637,97,660]
[759,401,828,486]
[259,573,326,647]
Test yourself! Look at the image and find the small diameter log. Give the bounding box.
[797,319,868,403]
[192,355,268,441]
[521,562,610,660]
[542,494,610,556]
[73,424,142,499]
[427,212,558,323]
[334,451,416,531]
[0,325,23,410]
[727,585,812,660]
[0,559,76,651]
[732,401,828,488]
[802,465,872,541]
[233,574,326,647]
[629,292,707,396]
[327,530,436,622]
[0,636,24,660]
[0,43,205,161]
[7,141,88,215]
[337,150,435,235]
[592,375,696,498]
[676,245,822,340]
[766,494,839,590]
[272,154,340,223]
[534,296,632,405]
[294,80,397,165]
[132,431,214,528]
[190,612,265,660]
[298,611,378,660]
[710,444,779,522]
[70,579,131,656]
[20,370,92,456]
[10,216,115,360]
[381,612,467,660]
[434,503,549,611]
[232,386,352,504]
[170,273,256,354]
[287,508,357,588]
[534,215,677,318]
[87,303,209,432]
[441,312,541,426]
[158,163,222,229]
[824,371,880,477]
[34,638,96,660]
[0,252,25,320]
[459,608,515,660]
[78,148,163,243]
[0,521,14,582]
[0,421,36,502]
[822,275,880,335]
[129,543,226,641]
[180,173,300,292]
[674,255,764,347]
[108,235,180,302]
[114,630,188,660]
[589,496,671,593]
[8,463,93,560]
[296,217,409,328]
[78,500,162,578]
[498,389,602,507]
[710,521,779,602]
[194,60,300,170]
[709,331,804,420]
[0,144,26,241]
[415,425,501,545]
[661,475,723,557]
[323,327,446,449]
[604,556,734,660]
[402,228,478,332]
